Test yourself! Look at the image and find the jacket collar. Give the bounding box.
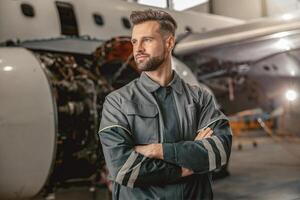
[139,70,183,94]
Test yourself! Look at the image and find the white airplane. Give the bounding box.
[0,0,244,199]
[0,0,243,43]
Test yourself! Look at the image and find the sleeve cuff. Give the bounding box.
[162,143,176,163]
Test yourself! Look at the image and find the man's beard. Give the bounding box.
[136,53,165,72]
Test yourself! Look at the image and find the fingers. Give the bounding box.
[134,146,140,153]
[181,167,194,177]
[202,128,213,138]
[195,128,213,140]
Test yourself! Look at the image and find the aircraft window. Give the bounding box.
[122,17,131,29]
[263,65,270,71]
[55,1,79,36]
[21,3,35,17]
[185,26,192,32]
[93,14,104,26]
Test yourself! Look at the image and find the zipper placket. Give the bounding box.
[172,91,183,140]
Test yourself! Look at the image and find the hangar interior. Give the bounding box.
[0,0,300,200]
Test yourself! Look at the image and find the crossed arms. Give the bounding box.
[98,95,232,188]
[134,128,214,177]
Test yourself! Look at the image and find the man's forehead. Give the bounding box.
[131,21,160,37]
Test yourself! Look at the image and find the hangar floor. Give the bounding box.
[34,131,300,200]
[214,132,300,200]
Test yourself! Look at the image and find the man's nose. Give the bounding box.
[136,42,145,53]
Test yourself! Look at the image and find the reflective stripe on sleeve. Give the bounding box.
[127,157,147,188]
[202,139,216,171]
[211,136,227,166]
[115,151,138,185]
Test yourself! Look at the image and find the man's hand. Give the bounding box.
[194,128,213,141]
[134,144,163,159]
[181,167,193,177]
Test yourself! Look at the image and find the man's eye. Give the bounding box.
[144,38,151,42]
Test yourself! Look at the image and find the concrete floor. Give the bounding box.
[214,133,300,200]
[34,132,300,200]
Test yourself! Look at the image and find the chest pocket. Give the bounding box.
[124,101,159,144]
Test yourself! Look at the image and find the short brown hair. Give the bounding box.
[130,9,177,36]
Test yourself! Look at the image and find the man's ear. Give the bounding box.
[166,35,175,52]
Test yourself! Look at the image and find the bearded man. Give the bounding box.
[99,9,232,200]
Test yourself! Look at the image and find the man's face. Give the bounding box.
[131,21,167,71]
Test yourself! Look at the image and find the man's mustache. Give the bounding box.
[135,53,150,58]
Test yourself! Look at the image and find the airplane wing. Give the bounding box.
[173,12,300,118]
[174,12,300,59]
